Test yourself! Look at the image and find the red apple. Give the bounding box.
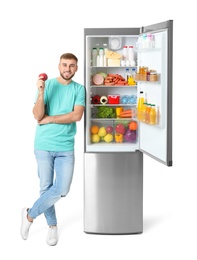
[106,126,113,133]
[39,73,48,81]
[115,124,126,135]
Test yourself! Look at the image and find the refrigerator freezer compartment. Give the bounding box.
[84,152,143,234]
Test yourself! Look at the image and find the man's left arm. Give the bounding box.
[37,105,84,125]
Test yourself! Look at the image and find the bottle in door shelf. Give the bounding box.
[137,91,145,121]
[144,103,151,124]
[149,104,157,125]
[142,102,147,123]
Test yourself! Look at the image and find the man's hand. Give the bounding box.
[37,114,51,125]
[36,77,45,92]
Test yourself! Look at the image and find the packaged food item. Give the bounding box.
[116,106,123,118]
[100,96,108,104]
[149,71,158,81]
[108,95,120,104]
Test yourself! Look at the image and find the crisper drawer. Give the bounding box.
[86,118,139,152]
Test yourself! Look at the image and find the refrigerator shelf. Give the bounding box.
[91,85,137,88]
[91,104,136,107]
[91,66,137,68]
[135,80,160,83]
[90,117,136,121]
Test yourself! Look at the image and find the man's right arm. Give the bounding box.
[32,78,46,121]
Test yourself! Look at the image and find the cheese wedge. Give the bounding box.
[106,50,121,59]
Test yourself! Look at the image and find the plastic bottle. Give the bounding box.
[95,43,100,55]
[145,103,151,124]
[125,68,131,83]
[128,46,136,66]
[149,104,157,124]
[122,45,128,63]
[128,67,136,86]
[96,55,100,66]
[137,91,145,121]
[103,43,108,66]
[99,48,104,66]
[142,102,147,123]
[92,48,97,66]
[146,34,152,49]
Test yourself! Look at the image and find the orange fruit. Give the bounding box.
[90,125,99,134]
[128,121,138,131]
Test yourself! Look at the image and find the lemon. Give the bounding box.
[98,127,107,137]
[104,133,113,143]
[91,134,100,143]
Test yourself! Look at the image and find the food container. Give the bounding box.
[149,71,158,81]
[108,95,120,104]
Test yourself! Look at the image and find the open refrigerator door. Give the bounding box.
[137,20,173,166]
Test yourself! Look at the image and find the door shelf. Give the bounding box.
[137,47,161,53]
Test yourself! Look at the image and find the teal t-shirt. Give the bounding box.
[34,78,85,152]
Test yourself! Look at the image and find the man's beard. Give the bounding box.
[60,72,74,81]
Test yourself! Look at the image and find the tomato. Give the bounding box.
[128,121,138,131]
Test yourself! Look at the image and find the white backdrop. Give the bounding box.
[0,1,196,259]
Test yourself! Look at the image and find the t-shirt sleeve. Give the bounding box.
[75,85,85,107]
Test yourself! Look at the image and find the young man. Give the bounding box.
[20,53,85,246]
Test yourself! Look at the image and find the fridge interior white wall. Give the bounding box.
[85,35,140,152]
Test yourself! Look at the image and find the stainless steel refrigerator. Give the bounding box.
[84,20,173,234]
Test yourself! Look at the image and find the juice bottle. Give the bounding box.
[149,104,157,124]
[137,91,145,121]
[142,102,147,123]
[145,103,151,124]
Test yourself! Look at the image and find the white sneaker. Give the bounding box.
[20,207,33,240]
[46,226,58,246]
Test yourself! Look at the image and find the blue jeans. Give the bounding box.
[28,150,75,226]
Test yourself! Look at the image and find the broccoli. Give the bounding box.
[96,106,116,118]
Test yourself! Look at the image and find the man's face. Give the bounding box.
[58,58,78,81]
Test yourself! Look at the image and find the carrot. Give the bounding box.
[120,109,132,114]
[119,114,132,118]
[119,110,132,118]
